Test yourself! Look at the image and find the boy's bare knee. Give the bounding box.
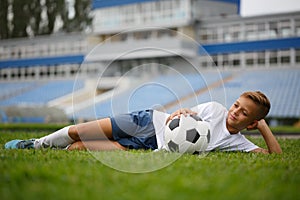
[68,126,80,141]
[67,141,86,151]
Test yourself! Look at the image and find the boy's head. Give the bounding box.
[240,91,270,120]
[227,91,270,133]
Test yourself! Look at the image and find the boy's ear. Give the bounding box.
[246,120,258,130]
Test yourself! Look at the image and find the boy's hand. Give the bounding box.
[246,119,266,131]
[256,119,267,129]
[165,108,197,124]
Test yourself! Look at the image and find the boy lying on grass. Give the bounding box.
[5,91,282,154]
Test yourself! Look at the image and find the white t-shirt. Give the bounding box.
[153,102,259,152]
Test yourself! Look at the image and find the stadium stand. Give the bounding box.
[177,68,300,119]
[0,68,299,124]
[0,80,84,106]
[0,82,36,101]
[73,71,232,119]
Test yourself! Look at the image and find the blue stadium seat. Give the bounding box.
[1,68,298,120]
[0,80,84,106]
[193,68,300,118]
[75,71,232,119]
[0,82,36,100]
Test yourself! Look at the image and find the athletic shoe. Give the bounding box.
[5,139,35,149]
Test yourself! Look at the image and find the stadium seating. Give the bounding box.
[0,80,84,106]
[188,68,300,118]
[74,71,232,119]
[76,68,299,120]
[0,68,298,121]
[0,82,36,100]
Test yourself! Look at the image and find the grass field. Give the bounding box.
[0,126,299,200]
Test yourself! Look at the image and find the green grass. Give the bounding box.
[0,130,299,200]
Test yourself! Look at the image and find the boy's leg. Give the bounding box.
[5,125,73,149]
[34,125,73,149]
[35,118,113,149]
[5,118,114,149]
[68,140,126,151]
[68,118,113,141]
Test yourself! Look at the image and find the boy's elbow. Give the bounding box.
[251,148,282,154]
[251,148,269,154]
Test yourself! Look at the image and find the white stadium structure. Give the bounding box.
[0,0,299,126]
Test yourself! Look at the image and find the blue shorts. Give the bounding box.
[110,110,158,150]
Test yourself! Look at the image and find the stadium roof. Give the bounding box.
[202,37,300,55]
[92,0,239,9]
[0,55,84,69]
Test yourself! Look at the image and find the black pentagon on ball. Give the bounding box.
[186,128,200,143]
[168,118,180,131]
[168,140,179,152]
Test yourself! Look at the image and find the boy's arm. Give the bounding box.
[251,119,282,154]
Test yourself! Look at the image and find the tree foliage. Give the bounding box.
[0,0,93,39]
[0,0,9,39]
[62,0,93,33]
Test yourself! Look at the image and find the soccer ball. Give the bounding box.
[164,114,210,154]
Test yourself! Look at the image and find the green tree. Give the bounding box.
[28,0,42,35]
[63,0,92,33]
[0,0,9,39]
[0,0,93,39]
[44,0,64,34]
[11,0,31,38]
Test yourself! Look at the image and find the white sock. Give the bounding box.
[34,126,74,149]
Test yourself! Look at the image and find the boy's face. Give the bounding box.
[227,96,259,133]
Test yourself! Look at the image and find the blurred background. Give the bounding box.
[0,0,299,127]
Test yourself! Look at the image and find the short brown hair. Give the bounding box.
[241,91,271,120]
